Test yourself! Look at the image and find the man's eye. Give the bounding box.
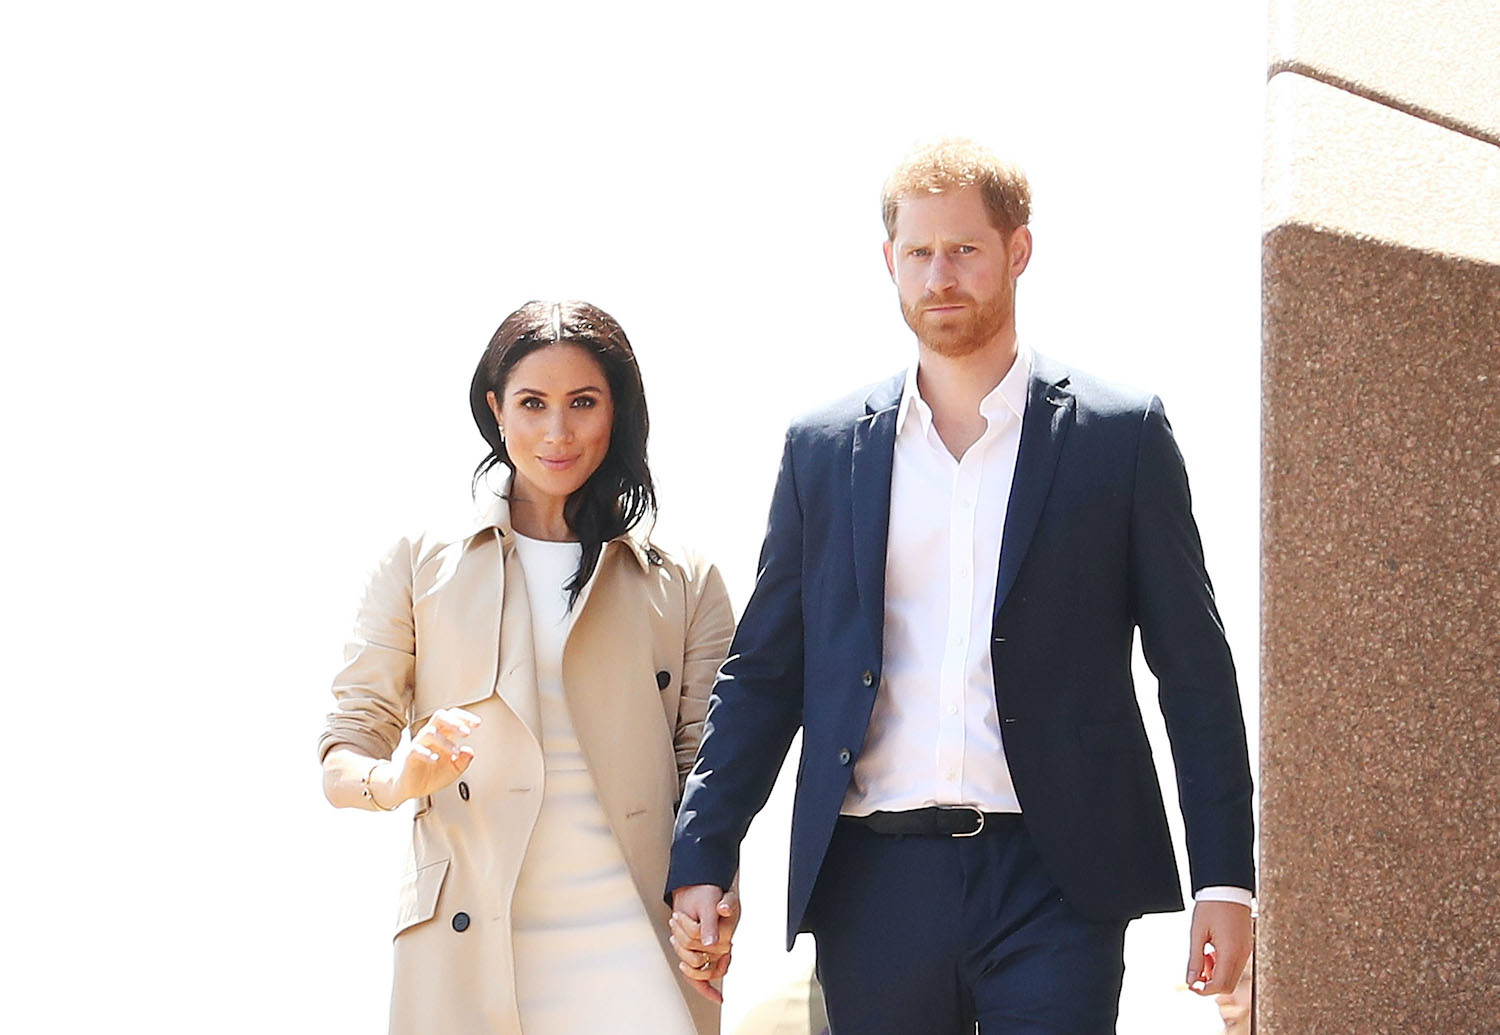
[955,245,976,254]
[910,248,931,258]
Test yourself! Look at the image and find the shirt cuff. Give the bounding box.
[1194,885,1254,907]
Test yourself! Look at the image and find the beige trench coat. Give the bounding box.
[318,495,733,1034]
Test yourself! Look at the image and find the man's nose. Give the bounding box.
[926,253,958,291]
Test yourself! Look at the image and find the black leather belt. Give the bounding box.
[841,806,1021,838]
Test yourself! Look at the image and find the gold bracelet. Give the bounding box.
[362,762,395,811]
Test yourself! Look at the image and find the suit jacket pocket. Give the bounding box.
[393,858,450,938]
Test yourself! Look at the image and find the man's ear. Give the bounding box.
[883,238,896,280]
[1008,227,1033,277]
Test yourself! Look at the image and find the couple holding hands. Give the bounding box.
[318,139,1255,1034]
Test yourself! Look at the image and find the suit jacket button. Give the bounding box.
[838,748,852,765]
[458,781,470,801]
[452,912,470,932]
[656,670,671,690]
[860,670,874,688]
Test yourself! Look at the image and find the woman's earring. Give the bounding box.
[496,422,505,442]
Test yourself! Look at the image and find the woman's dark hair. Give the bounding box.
[469,300,656,608]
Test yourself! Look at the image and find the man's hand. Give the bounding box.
[669,884,740,1004]
[1186,900,1253,996]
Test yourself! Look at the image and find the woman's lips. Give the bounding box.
[538,455,580,471]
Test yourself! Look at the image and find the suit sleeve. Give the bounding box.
[667,431,808,895]
[674,558,736,791]
[316,537,417,764]
[1129,397,1256,895]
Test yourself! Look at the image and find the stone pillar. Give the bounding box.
[1261,1,1500,1030]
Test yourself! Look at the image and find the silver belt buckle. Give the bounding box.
[945,804,985,838]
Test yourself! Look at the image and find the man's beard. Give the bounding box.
[901,285,1013,358]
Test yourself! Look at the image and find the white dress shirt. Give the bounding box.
[841,349,1029,816]
[838,348,1251,907]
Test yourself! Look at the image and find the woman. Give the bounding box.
[319,300,737,1034]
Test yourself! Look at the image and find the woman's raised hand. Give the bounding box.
[382,707,483,803]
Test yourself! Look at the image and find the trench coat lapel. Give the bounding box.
[460,487,544,743]
[495,540,542,742]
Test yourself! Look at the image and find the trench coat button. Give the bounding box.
[656,670,671,690]
[452,912,470,932]
[458,781,470,801]
[860,670,875,688]
[645,547,663,565]
[838,748,852,766]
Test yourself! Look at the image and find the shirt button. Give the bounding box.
[860,670,875,688]
[947,704,958,716]
[458,781,470,801]
[452,912,470,932]
[838,748,852,766]
[945,770,956,780]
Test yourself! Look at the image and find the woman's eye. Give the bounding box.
[572,396,596,408]
[520,397,544,410]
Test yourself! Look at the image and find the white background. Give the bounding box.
[1,1,1264,1031]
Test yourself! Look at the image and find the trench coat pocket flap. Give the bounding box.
[393,858,450,938]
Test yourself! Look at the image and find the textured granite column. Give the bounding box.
[1261,1,1500,1030]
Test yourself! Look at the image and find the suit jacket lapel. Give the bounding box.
[994,355,1075,618]
[851,373,903,651]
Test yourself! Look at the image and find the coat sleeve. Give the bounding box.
[674,558,735,791]
[668,430,808,894]
[316,536,418,763]
[1129,397,1256,895]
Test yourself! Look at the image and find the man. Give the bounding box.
[668,139,1254,1032]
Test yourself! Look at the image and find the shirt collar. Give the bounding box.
[896,345,1032,437]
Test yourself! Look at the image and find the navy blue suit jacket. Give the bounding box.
[668,354,1255,947]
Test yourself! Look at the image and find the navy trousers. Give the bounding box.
[805,817,1129,1034]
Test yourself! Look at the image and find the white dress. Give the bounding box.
[509,533,698,1035]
